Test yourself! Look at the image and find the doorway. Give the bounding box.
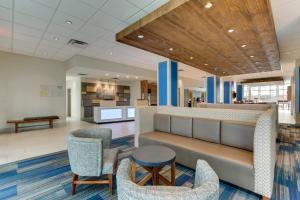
[67,89,71,117]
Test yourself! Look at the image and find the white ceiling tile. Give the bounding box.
[15,0,55,21]
[80,21,109,36]
[101,0,140,21]
[143,0,169,13]
[39,40,63,49]
[100,31,115,42]
[14,12,48,30]
[126,0,155,9]
[80,0,107,9]
[35,45,59,56]
[14,33,40,45]
[126,10,147,24]
[13,39,38,53]
[58,0,97,21]
[32,0,61,9]
[0,6,12,21]
[89,11,122,31]
[47,23,75,37]
[0,19,11,36]
[92,38,114,49]
[73,31,100,43]
[14,23,44,38]
[113,22,129,32]
[0,0,12,8]
[51,11,85,31]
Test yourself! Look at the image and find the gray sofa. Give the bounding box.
[139,113,256,192]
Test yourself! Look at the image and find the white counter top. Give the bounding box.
[93,106,135,123]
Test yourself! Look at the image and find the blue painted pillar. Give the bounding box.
[206,76,220,104]
[236,84,243,102]
[224,81,231,104]
[158,60,178,106]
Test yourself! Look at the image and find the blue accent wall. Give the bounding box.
[236,85,243,101]
[224,81,230,104]
[207,76,215,103]
[158,61,168,105]
[170,61,178,106]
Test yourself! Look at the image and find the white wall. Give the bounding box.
[66,77,82,120]
[0,52,66,132]
[130,80,141,106]
[178,79,184,107]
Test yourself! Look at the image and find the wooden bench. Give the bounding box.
[7,116,59,133]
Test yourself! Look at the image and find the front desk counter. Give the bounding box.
[93,106,135,123]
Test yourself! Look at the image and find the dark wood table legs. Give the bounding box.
[131,159,176,186]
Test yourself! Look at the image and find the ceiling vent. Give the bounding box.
[68,39,88,49]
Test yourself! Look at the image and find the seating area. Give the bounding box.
[1,0,300,200]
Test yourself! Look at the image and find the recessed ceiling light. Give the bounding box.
[228,29,234,33]
[135,76,139,79]
[241,44,247,48]
[169,47,173,51]
[137,34,144,39]
[250,55,254,58]
[190,56,194,60]
[105,73,109,76]
[53,36,59,41]
[126,75,129,78]
[116,74,120,77]
[204,63,208,66]
[222,72,226,74]
[65,20,72,25]
[204,2,213,9]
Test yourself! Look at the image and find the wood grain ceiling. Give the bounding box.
[116,0,280,76]
[241,76,283,84]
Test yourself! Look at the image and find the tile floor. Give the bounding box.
[0,120,134,165]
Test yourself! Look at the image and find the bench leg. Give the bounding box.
[49,120,53,128]
[15,123,19,133]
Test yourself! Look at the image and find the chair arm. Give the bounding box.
[194,160,219,188]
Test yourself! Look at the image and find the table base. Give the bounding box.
[131,160,176,186]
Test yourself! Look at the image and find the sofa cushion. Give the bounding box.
[154,113,170,133]
[139,131,254,191]
[193,118,220,143]
[221,120,256,151]
[171,116,193,137]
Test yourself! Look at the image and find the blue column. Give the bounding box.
[236,84,243,101]
[158,60,178,106]
[207,76,220,104]
[224,81,231,104]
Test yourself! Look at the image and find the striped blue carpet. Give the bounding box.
[0,135,299,200]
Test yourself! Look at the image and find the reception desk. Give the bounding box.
[93,106,135,123]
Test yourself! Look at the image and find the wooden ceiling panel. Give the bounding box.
[116,0,280,76]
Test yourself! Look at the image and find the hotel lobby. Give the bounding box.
[0,0,299,200]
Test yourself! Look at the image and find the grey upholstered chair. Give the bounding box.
[116,158,219,200]
[67,128,118,195]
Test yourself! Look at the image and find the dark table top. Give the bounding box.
[131,145,176,167]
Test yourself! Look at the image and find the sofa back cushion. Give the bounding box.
[193,118,221,143]
[221,120,255,151]
[171,116,193,137]
[154,113,170,133]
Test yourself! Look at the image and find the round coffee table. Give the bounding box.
[131,145,176,186]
